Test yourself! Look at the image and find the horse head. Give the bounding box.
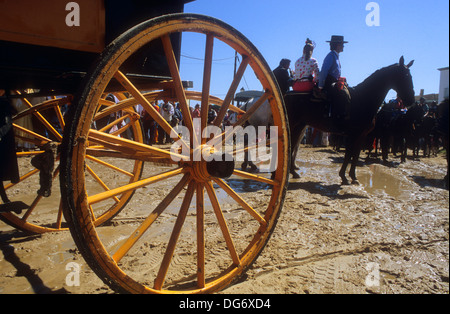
[393,56,416,108]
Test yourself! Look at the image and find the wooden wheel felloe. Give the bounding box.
[0,93,144,234]
[60,14,290,293]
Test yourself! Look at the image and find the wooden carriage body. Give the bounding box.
[0,0,190,93]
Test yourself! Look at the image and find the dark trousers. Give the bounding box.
[325,75,351,119]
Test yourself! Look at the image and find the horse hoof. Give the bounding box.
[351,180,360,185]
[341,180,350,185]
[291,172,300,179]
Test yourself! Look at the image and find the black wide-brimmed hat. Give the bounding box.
[326,35,348,44]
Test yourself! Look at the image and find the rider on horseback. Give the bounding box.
[315,35,351,120]
[293,38,319,92]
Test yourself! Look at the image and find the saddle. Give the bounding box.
[285,91,331,119]
[285,84,352,124]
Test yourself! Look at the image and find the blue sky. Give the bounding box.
[179,0,449,102]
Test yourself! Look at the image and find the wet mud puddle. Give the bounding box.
[294,160,414,200]
[357,164,414,200]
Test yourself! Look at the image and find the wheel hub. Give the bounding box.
[205,153,234,179]
[190,145,234,181]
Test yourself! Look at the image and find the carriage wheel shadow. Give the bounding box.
[0,230,69,294]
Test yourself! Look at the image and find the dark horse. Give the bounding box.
[285,57,416,185]
[436,98,449,188]
[370,103,426,164]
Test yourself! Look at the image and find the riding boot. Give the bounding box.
[313,87,327,101]
[343,88,352,121]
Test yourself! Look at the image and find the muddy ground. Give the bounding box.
[0,146,448,294]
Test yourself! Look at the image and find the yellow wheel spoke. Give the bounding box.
[86,148,177,165]
[200,34,214,141]
[112,173,191,263]
[196,182,206,288]
[12,97,70,121]
[88,129,187,161]
[233,169,279,186]
[56,201,64,229]
[21,194,43,222]
[161,35,194,138]
[204,181,240,266]
[4,168,39,190]
[87,167,184,205]
[86,164,120,204]
[212,178,267,226]
[21,166,59,222]
[214,55,249,128]
[232,91,269,128]
[13,123,51,145]
[53,101,65,130]
[94,91,170,121]
[208,91,270,148]
[17,92,62,141]
[154,179,196,290]
[97,113,136,134]
[113,70,188,151]
[86,155,134,177]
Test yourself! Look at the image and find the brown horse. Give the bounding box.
[285,56,416,185]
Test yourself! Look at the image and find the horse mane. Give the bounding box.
[353,63,398,91]
[350,63,404,108]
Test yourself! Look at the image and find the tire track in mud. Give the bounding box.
[223,237,449,294]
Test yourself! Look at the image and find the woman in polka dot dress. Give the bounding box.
[293,38,319,92]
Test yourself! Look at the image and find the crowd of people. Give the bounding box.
[135,100,238,145]
[273,35,351,120]
[273,36,348,93]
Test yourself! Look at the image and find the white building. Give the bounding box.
[438,67,449,102]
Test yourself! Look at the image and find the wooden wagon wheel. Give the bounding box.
[60,13,290,293]
[0,93,144,234]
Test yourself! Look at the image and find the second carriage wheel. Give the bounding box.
[0,93,144,234]
[61,13,290,293]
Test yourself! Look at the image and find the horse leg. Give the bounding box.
[241,133,249,171]
[349,132,370,184]
[340,135,361,185]
[289,124,306,178]
[381,136,389,164]
[339,150,351,185]
[349,148,362,185]
[339,138,354,185]
[241,151,248,171]
[400,138,407,163]
[240,132,258,172]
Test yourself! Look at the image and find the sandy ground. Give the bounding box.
[0,145,448,294]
